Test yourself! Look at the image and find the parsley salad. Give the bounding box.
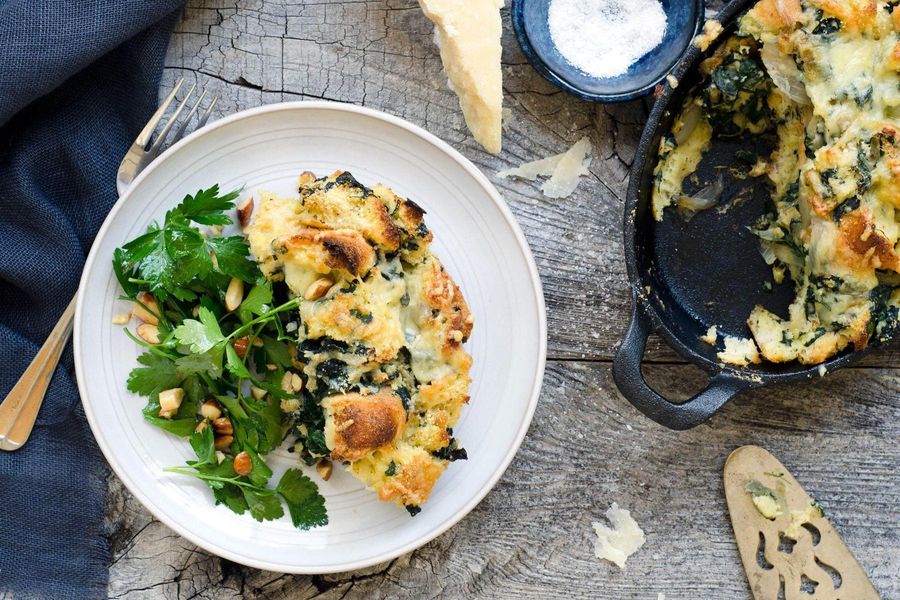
[112,185,327,530]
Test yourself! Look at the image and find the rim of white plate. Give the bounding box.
[74,101,547,574]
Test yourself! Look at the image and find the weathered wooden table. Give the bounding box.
[106,1,900,597]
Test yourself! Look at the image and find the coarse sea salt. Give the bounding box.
[548,0,667,79]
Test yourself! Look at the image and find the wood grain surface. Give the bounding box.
[106,1,900,597]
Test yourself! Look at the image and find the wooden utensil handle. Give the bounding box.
[0,294,77,451]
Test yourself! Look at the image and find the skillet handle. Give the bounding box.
[612,304,748,430]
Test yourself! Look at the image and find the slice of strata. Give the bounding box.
[418,0,504,153]
[246,170,474,512]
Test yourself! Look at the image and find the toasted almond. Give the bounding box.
[280,398,300,413]
[250,386,267,400]
[158,388,185,419]
[199,400,222,420]
[195,419,209,433]
[299,170,316,186]
[237,197,254,228]
[112,311,132,325]
[215,451,226,464]
[136,323,161,344]
[214,435,234,451]
[316,459,333,481]
[266,363,277,371]
[212,417,233,435]
[133,292,159,325]
[233,336,251,359]
[304,277,333,301]
[233,451,253,476]
[225,277,244,312]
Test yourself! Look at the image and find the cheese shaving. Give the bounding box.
[592,502,646,569]
[498,137,592,199]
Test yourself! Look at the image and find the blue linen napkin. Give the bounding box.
[0,1,185,597]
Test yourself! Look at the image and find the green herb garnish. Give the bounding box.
[115,185,327,530]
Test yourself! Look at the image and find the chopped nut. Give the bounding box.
[212,417,233,435]
[299,170,316,186]
[266,363,277,371]
[199,400,222,420]
[236,197,254,228]
[191,304,200,317]
[250,386,267,400]
[112,312,132,325]
[304,277,333,301]
[280,398,300,413]
[233,336,251,359]
[290,373,303,393]
[225,277,244,312]
[233,451,253,476]
[158,388,185,419]
[195,419,209,433]
[281,371,293,393]
[137,323,161,344]
[316,459,333,481]
[133,292,159,325]
[215,451,226,464]
[214,435,234,451]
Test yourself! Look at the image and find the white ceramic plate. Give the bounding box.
[74,102,546,573]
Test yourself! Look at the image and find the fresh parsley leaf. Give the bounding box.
[262,336,293,368]
[237,282,273,324]
[245,448,273,488]
[190,425,216,465]
[142,393,197,437]
[180,185,240,225]
[175,349,223,379]
[277,469,328,530]
[225,343,255,380]
[207,235,258,282]
[243,487,284,522]
[173,307,224,354]
[127,352,181,395]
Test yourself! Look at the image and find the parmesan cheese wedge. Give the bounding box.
[592,502,646,569]
[498,137,593,199]
[418,0,503,154]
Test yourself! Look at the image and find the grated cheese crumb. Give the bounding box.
[498,137,592,199]
[717,335,760,366]
[700,325,717,345]
[592,503,645,569]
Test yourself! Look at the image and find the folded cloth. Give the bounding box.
[0,1,185,598]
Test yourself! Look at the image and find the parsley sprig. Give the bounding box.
[114,185,327,530]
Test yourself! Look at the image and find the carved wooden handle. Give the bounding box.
[0,294,77,451]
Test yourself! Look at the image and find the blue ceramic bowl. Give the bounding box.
[511,0,706,102]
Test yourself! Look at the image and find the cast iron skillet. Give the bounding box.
[613,0,873,430]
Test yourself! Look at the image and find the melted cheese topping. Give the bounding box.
[655,0,900,366]
[246,171,474,509]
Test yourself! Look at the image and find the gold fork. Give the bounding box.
[0,79,217,451]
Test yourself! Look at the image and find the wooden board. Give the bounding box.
[105,1,900,598]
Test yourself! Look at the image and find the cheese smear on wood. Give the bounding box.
[418,0,503,153]
[592,503,646,569]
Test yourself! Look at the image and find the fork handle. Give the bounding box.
[0,294,77,451]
